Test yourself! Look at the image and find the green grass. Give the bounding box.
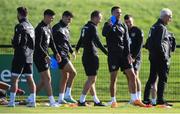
[1,102,180,113]
[0,0,180,45]
[0,0,180,103]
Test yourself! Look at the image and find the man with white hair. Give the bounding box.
[143,8,176,107]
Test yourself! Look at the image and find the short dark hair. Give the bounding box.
[62,11,74,18]
[91,10,101,19]
[44,9,55,16]
[111,6,120,14]
[17,7,28,17]
[124,14,133,20]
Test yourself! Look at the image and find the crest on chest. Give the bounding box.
[130,32,136,38]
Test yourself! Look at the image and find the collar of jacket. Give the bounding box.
[41,20,49,26]
[115,20,122,25]
[59,20,68,27]
[157,18,165,25]
[88,21,97,26]
[19,18,28,23]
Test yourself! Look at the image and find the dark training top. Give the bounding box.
[12,18,35,64]
[128,26,143,60]
[76,21,108,56]
[102,20,130,57]
[146,19,175,61]
[34,21,58,59]
[52,20,73,57]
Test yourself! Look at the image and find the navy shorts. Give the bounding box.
[34,57,49,72]
[82,55,99,76]
[57,57,69,69]
[108,53,132,72]
[11,59,33,76]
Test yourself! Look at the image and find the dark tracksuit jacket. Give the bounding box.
[128,26,143,61]
[76,21,108,56]
[34,21,58,59]
[52,20,73,58]
[102,20,130,57]
[12,18,35,64]
[147,19,172,61]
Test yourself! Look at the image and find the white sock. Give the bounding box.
[111,97,116,102]
[58,93,64,102]
[65,87,71,97]
[151,98,156,104]
[29,93,36,103]
[80,94,86,103]
[93,95,100,103]
[137,91,141,100]
[131,93,138,101]
[49,96,56,104]
[9,92,16,103]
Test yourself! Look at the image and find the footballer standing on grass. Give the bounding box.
[33,9,61,107]
[8,7,36,107]
[52,11,77,104]
[76,10,108,106]
[124,14,144,102]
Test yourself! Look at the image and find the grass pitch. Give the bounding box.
[1,102,180,114]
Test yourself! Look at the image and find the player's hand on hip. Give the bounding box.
[45,56,51,65]
[128,54,133,64]
[56,53,62,63]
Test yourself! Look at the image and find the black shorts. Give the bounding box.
[133,59,141,71]
[108,53,132,72]
[82,55,99,76]
[34,57,49,72]
[11,59,33,76]
[57,57,69,69]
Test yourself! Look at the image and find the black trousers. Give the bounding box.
[144,58,169,102]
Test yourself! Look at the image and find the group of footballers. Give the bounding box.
[7,5,174,108]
